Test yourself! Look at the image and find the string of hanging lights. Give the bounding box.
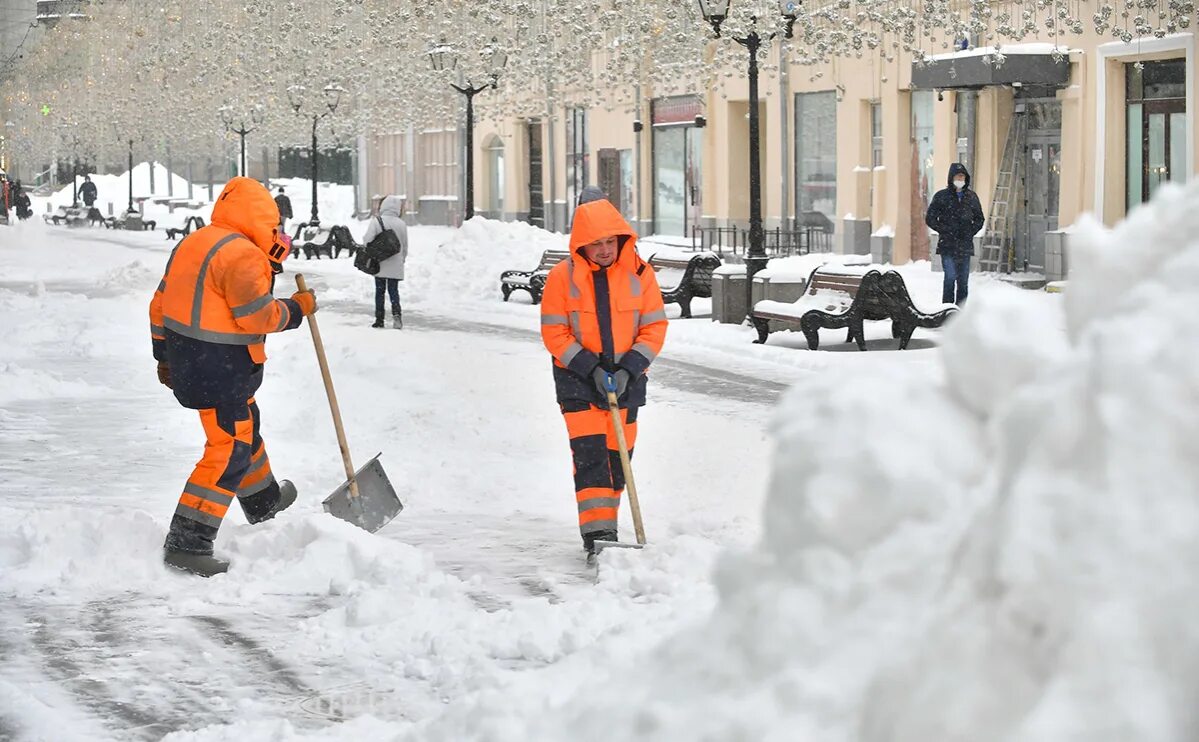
[1,0,1193,170]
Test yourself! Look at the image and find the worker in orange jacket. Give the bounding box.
[150,176,317,577]
[540,186,668,554]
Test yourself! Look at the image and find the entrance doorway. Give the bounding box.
[526,120,544,228]
[1016,99,1061,272]
[1127,59,1187,208]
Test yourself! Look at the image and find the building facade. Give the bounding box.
[366,28,1194,277]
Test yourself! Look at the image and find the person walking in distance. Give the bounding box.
[926,162,985,305]
[362,195,409,329]
[274,187,293,233]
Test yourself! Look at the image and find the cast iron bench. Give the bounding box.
[500,249,570,304]
[295,224,360,259]
[647,252,722,318]
[44,207,89,227]
[165,216,206,240]
[752,266,956,350]
[102,215,156,231]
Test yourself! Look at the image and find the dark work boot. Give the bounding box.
[239,479,297,525]
[372,313,385,328]
[582,529,619,555]
[163,515,229,577]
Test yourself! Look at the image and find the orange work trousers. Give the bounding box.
[561,402,638,537]
[174,398,276,529]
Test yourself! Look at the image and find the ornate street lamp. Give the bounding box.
[220,104,263,178]
[428,36,508,221]
[698,1,798,317]
[57,122,81,207]
[288,83,343,227]
[112,121,137,214]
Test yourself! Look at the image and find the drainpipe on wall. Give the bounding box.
[779,37,791,232]
[546,89,557,233]
[634,80,643,234]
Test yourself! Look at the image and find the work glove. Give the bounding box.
[156,361,172,389]
[290,289,318,316]
[592,367,630,402]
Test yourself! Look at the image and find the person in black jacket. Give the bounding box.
[274,187,293,231]
[79,175,98,208]
[925,162,985,305]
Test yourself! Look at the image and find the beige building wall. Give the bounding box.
[366,30,1197,268]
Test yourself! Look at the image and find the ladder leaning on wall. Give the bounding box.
[978,111,1028,273]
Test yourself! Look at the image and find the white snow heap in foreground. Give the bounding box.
[430,185,1199,740]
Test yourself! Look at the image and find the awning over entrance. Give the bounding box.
[911,44,1072,90]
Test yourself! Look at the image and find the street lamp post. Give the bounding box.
[428,37,508,221]
[113,122,135,213]
[698,1,798,316]
[220,105,264,178]
[57,123,81,206]
[288,84,343,228]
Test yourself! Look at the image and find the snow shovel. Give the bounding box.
[593,372,646,554]
[296,274,402,533]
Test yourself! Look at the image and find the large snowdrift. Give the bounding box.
[403,188,1199,739]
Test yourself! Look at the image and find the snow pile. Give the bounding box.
[414,185,1199,740]
[46,162,199,211]
[97,259,160,291]
[404,217,568,306]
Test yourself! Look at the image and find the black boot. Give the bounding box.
[582,529,619,554]
[372,313,385,328]
[163,515,229,577]
[239,479,297,525]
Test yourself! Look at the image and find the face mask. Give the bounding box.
[954,179,966,190]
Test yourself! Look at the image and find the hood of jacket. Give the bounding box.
[947,162,971,190]
[568,193,642,273]
[211,177,283,257]
[379,195,405,220]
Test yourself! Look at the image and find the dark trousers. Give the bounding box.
[942,254,971,305]
[374,278,401,319]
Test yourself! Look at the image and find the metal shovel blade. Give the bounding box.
[593,540,644,553]
[321,454,402,533]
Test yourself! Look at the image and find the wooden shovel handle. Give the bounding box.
[607,390,646,545]
[296,274,360,499]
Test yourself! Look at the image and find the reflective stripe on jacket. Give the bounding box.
[540,198,668,407]
[150,177,302,409]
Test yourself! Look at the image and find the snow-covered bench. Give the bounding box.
[751,267,956,350]
[43,206,89,227]
[647,252,722,319]
[295,224,360,259]
[102,214,157,231]
[500,249,570,304]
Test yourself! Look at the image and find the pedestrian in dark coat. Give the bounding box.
[79,175,98,208]
[274,187,293,232]
[925,162,985,305]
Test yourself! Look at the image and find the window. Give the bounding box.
[871,101,884,168]
[1127,59,1187,208]
[485,136,505,216]
[795,91,837,224]
[651,95,704,237]
[373,132,407,200]
[419,128,459,200]
[566,107,588,214]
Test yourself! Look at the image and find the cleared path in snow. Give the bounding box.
[0,225,779,739]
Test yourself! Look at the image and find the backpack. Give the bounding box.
[364,216,402,262]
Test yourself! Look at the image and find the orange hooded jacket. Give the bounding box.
[540,192,668,407]
[150,177,301,409]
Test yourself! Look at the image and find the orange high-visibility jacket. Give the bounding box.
[540,197,668,407]
[150,177,301,408]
